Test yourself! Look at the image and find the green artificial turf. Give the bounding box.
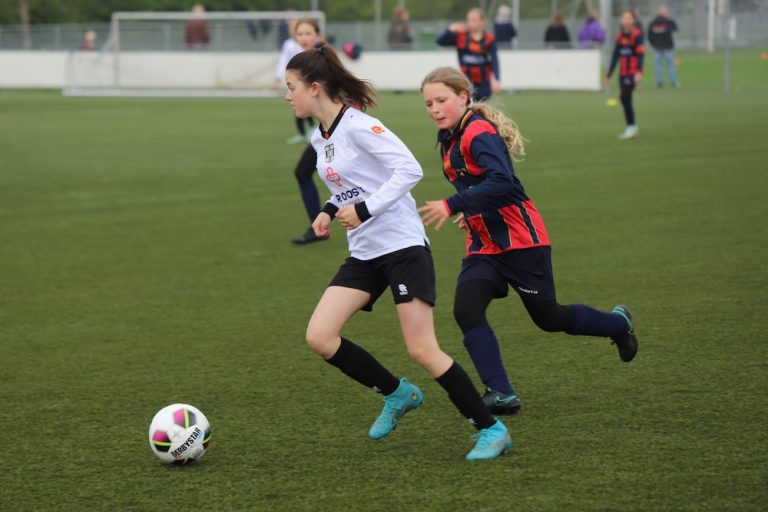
[1,49,766,511]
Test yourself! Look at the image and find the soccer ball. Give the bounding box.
[148,403,211,464]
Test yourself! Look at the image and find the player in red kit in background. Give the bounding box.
[605,10,645,140]
[437,8,501,101]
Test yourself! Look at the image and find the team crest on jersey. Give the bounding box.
[324,143,334,163]
[371,125,385,135]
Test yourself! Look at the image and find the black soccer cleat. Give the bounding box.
[291,226,329,245]
[482,387,522,415]
[610,305,638,362]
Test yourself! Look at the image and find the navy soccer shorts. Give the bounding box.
[457,246,556,302]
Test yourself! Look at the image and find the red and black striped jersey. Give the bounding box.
[436,30,500,85]
[607,28,645,78]
[438,110,550,256]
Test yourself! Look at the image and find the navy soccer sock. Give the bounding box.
[566,304,626,338]
[298,179,321,222]
[463,323,515,395]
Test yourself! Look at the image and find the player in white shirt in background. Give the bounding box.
[288,18,326,245]
[283,43,511,461]
[272,18,314,145]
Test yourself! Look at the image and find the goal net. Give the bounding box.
[64,11,325,97]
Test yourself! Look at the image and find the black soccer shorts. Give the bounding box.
[329,244,436,312]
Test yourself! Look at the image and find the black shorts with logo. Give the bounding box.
[329,245,436,312]
[457,246,556,302]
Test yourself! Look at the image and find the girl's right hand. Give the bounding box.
[453,213,468,231]
[312,212,332,238]
[449,22,467,32]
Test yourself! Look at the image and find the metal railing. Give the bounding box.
[1,12,766,52]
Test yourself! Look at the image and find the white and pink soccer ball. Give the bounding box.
[148,403,211,464]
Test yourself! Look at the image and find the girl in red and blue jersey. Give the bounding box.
[436,8,501,101]
[419,67,638,414]
[605,10,645,140]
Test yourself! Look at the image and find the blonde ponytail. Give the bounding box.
[471,102,526,160]
[421,66,526,161]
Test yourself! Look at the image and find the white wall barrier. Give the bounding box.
[0,50,600,94]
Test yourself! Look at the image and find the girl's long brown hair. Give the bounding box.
[287,44,376,111]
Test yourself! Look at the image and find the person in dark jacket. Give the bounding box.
[388,6,413,50]
[493,5,517,48]
[647,5,678,88]
[544,13,571,49]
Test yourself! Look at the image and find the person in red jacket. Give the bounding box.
[605,10,645,140]
[419,67,638,414]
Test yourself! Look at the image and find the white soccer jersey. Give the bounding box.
[275,38,303,82]
[311,106,428,260]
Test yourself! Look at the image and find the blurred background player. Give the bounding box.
[273,17,316,144]
[493,5,517,49]
[605,10,645,140]
[288,18,327,245]
[387,6,413,50]
[185,4,210,50]
[287,45,512,461]
[544,13,572,49]
[578,11,606,49]
[648,5,678,88]
[436,8,501,101]
[418,67,638,414]
[81,30,97,50]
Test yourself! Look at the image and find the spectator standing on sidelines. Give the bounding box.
[493,5,517,49]
[388,6,413,50]
[82,30,97,50]
[185,4,210,50]
[647,5,678,88]
[436,8,501,101]
[544,13,571,49]
[578,11,606,49]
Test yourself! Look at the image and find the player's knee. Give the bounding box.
[294,169,308,182]
[529,306,567,333]
[406,342,438,369]
[305,325,337,357]
[532,316,561,332]
[453,301,485,333]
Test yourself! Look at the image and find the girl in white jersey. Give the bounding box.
[272,18,312,145]
[284,44,511,461]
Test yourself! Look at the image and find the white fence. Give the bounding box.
[0,49,601,94]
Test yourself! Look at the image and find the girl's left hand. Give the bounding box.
[491,78,502,94]
[418,200,451,230]
[337,205,361,230]
[635,72,642,85]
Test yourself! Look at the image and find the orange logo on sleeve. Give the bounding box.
[371,125,385,135]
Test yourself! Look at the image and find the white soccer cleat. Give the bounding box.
[618,125,639,140]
